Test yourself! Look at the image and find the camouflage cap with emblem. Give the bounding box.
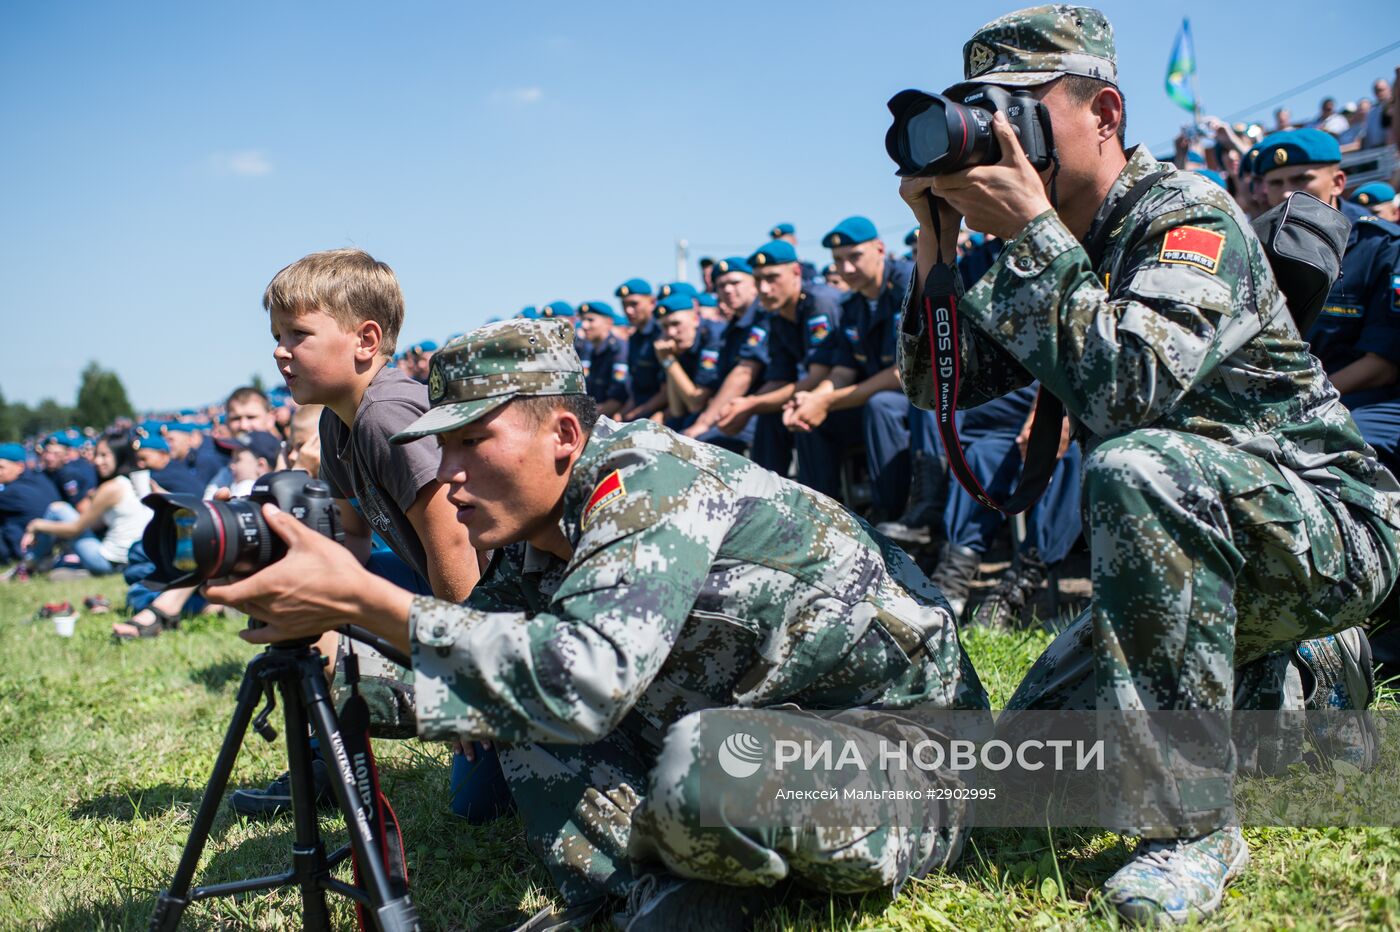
[391,318,585,443]
[952,4,1116,96]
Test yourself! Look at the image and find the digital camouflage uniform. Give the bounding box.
[392,319,988,906]
[901,134,1400,834]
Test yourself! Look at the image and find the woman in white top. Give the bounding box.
[22,431,152,574]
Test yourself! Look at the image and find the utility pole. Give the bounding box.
[675,238,689,282]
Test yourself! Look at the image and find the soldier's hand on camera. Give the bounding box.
[203,503,382,644]
[930,112,1053,240]
[899,178,962,264]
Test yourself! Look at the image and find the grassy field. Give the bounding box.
[2,572,1399,931]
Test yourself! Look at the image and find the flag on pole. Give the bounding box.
[1165,18,1197,113]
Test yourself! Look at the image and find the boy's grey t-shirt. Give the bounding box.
[319,365,439,581]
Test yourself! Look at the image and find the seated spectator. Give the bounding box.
[0,443,59,570]
[133,434,203,496]
[1312,96,1349,136]
[19,431,153,577]
[1339,100,1370,151]
[1352,182,1399,222]
[40,432,97,513]
[653,293,725,432]
[164,421,226,488]
[1365,78,1392,149]
[216,430,283,495]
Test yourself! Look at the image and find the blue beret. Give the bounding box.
[1352,182,1397,207]
[163,422,200,433]
[1194,168,1228,190]
[697,293,718,308]
[657,281,698,300]
[614,278,652,298]
[821,263,837,276]
[417,339,440,352]
[137,419,165,438]
[134,435,169,454]
[711,256,753,278]
[748,241,798,268]
[578,300,626,326]
[822,216,879,248]
[0,442,26,462]
[179,408,197,417]
[655,293,696,317]
[1255,129,1341,173]
[540,302,574,319]
[517,305,541,319]
[904,228,920,247]
[769,222,795,238]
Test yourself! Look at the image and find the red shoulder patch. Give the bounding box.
[582,469,626,528]
[1158,225,1226,274]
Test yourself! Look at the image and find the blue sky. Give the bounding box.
[3,0,1397,413]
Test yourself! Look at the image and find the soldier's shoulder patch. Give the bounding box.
[746,326,767,347]
[582,469,626,528]
[612,361,630,381]
[1158,225,1226,274]
[1392,273,1400,311]
[699,348,719,370]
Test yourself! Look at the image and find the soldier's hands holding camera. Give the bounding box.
[203,504,410,649]
[902,113,1054,250]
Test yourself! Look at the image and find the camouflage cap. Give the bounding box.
[390,319,584,444]
[953,5,1116,94]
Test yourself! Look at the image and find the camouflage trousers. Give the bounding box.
[330,634,417,739]
[500,707,974,907]
[1003,428,1398,836]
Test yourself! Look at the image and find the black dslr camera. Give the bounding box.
[141,470,342,589]
[884,84,1055,177]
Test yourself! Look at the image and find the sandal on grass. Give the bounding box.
[111,604,179,641]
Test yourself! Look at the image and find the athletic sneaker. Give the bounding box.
[1102,827,1249,925]
[228,760,335,818]
[1295,627,1378,769]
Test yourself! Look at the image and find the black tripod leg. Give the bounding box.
[299,655,420,932]
[279,667,334,932]
[150,655,271,932]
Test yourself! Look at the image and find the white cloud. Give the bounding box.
[207,149,273,177]
[491,86,544,106]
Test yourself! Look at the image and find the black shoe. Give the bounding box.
[228,760,335,818]
[969,551,1048,630]
[614,874,778,932]
[930,545,980,620]
[876,452,948,545]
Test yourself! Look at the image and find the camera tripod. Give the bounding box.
[150,627,419,932]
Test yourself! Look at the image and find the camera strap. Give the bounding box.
[922,197,1063,514]
[339,647,410,931]
[920,170,1166,514]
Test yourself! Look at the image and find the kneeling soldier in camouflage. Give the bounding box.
[205,318,989,931]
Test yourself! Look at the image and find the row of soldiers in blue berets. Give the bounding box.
[511,218,1083,628]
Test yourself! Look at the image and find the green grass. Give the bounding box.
[2,575,1398,930]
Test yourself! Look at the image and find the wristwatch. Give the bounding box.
[661,358,676,370]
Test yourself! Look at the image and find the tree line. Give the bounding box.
[0,362,134,440]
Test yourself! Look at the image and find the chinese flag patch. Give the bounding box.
[1158,226,1226,274]
[582,469,626,528]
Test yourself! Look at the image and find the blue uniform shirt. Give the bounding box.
[832,256,914,380]
[671,318,726,391]
[627,319,664,404]
[717,300,767,384]
[1306,200,1400,408]
[581,333,631,405]
[48,458,98,507]
[762,285,846,384]
[0,468,60,562]
[150,461,204,497]
[190,435,228,487]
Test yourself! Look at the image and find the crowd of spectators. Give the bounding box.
[1173,70,1399,220]
[3,68,1398,636]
